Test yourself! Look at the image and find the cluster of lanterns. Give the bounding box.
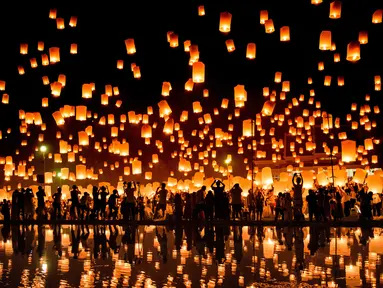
[0,3,382,198]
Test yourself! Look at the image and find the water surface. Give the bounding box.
[0,224,380,287]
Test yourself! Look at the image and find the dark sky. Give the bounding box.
[0,1,381,184]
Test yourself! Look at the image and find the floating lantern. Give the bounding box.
[246,43,256,59]
[192,61,205,83]
[319,31,331,50]
[341,140,356,162]
[219,12,232,33]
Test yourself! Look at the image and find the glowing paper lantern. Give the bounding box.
[262,101,276,116]
[319,31,331,50]
[242,119,254,137]
[261,167,273,186]
[192,61,205,83]
[219,12,232,33]
[366,174,383,194]
[346,41,360,62]
[341,140,356,163]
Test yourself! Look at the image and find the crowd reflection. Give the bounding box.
[0,223,382,287]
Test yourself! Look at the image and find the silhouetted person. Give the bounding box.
[99,186,109,219]
[255,191,264,221]
[108,190,120,219]
[174,193,183,222]
[92,186,100,219]
[292,173,304,221]
[11,189,20,220]
[52,188,62,220]
[155,183,168,219]
[211,180,225,220]
[274,193,284,221]
[1,199,10,222]
[124,182,137,220]
[70,185,80,219]
[230,183,243,220]
[306,190,317,221]
[18,189,25,220]
[36,186,46,219]
[205,191,214,221]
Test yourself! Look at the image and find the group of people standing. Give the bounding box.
[0,173,380,223]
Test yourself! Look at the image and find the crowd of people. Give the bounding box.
[0,173,381,222]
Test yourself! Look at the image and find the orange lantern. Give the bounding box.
[192,62,205,83]
[219,12,232,33]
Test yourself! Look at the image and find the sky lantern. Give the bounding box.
[141,124,152,138]
[192,61,205,83]
[192,101,203,113]
[2,94,9,104]
[185,78,194,91]
[234,85,247,101]
[158,100,172,116]
[225,39,235,52]
[56,18,65,29]
[341,140,357,163]
[169,33,179,47]
[264,19,275,33]
[69,16,78,27]
[132,160,142,175]
[366,174,383,194]
[49,8,57,19]
[162,82,171,96]
[242,119,254,137]
[0,80,5,90]
[76,164,86,180]
[20,43,28,55]
[198,5,205,16]
[246,43,256,59]
[329,1,342,19]
[70,44,78,54]
[260,10,268,24]
[49,47,60,63]
[358,31,368,44]
[261,167,273,186]
[82,84,93,98]
[319,31,332,50]
[125,38,136,54]
[280,26,290,41]
[76,106,87,121]
[52,111,65,125]
[78,131,89,146]
[262,101,276,116]
[133,66,141,78]
[219,12,232,33]
[346,41,361,62]
[372,9,383,23]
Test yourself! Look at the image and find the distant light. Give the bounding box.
[225,159,231,164]
[40,145,47,153]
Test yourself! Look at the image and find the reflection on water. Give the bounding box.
[0,224,381,287]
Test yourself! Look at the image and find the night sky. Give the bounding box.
[0,1,382,184]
